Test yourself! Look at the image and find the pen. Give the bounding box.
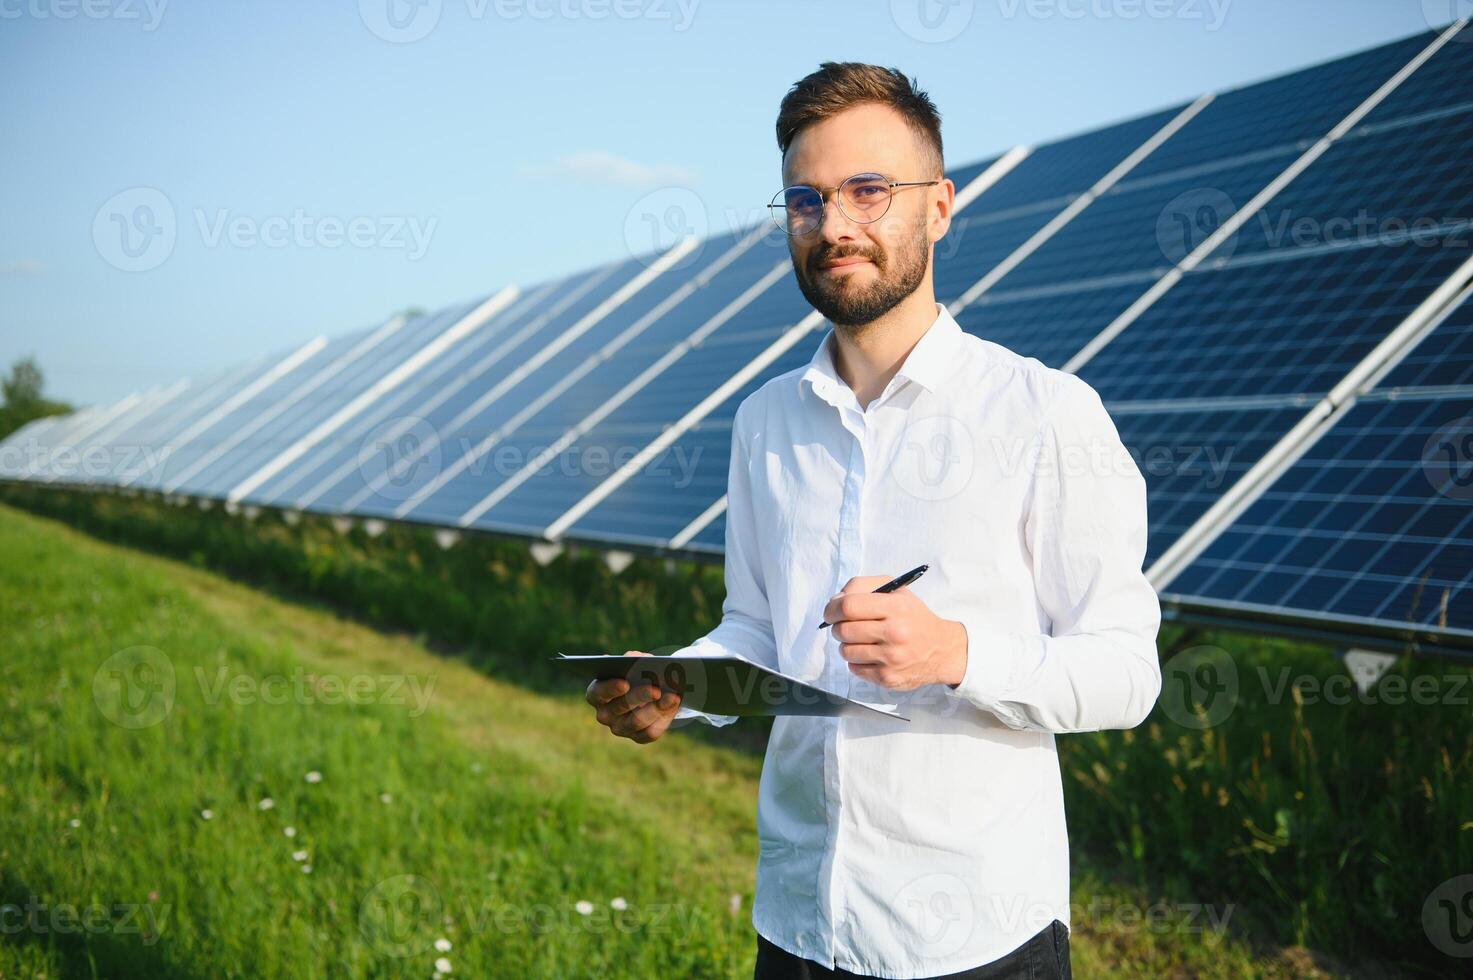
[818,563,930,630]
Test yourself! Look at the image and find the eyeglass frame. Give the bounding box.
[768,172,941,236]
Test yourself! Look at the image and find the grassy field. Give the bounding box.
[0,497,1458,977]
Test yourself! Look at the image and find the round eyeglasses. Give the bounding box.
[768,172,940,237]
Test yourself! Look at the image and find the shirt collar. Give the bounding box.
[801,302,963,405]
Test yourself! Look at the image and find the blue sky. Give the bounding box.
[0,0,1449,407]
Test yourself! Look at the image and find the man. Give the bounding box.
[586,62,1162,980]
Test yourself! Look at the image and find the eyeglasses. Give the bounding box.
[769,172,940,237]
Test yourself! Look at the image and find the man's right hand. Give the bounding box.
[585,650,683,744]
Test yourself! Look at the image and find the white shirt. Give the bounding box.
[673,301,1162,978]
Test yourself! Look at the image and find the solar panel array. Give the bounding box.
[3,23,1471,659]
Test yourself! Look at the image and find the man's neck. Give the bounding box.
[830,287,940,409]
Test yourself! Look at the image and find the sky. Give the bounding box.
[0,0,1453,407]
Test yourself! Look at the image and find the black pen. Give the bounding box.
[818,563,930,630]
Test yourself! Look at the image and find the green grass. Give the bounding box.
[1,491,1464,977]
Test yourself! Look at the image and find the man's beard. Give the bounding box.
[792,217,929,331]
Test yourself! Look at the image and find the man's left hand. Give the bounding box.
[823,575,969,690]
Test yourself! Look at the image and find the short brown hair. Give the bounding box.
[776,62,944,177]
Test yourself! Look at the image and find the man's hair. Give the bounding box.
[775,62,944,177]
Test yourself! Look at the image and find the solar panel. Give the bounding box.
[390,228,806,531]
[1161,392,1473,651]
[1078,237,1473,402]
[934,104,1192,308]
[327,247,694,519]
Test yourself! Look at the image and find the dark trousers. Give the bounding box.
[754,919,1071,980]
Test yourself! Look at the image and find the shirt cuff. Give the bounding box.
[673,705,739,727]
[948,618,1030,712]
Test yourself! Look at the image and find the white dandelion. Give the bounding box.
[434,938,452,952]
[283,826,296,838]
[304,771,322,784]
[610,897,628,911]
[434,957,452,974]
[292,850,308,862]
[68,818,81,828]
[301,864,312,874]
[380,793,393,804]
[575,900,593,916]
[200,810,214,821]
[258,798,275,811]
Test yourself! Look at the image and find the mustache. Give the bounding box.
[807,246,881,272]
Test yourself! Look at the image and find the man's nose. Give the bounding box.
[816,193,861,244]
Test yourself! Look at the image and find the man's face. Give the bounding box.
[780,103,948,331]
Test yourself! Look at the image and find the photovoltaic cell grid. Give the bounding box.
[1162,394,1473,645]
[384,228,792,528]
[951,29,1444,369]
[931,105,1187,307]
[1161,278,1473,643]
[1157,32,1473,651]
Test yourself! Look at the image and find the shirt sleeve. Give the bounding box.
[673,399,780,728]
[948,373,1163,733]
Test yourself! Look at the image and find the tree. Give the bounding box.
[0,356,72,441]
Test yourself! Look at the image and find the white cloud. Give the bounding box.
[522,150,696,188]
[0,259,45,277]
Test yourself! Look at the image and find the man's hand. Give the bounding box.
[822,576,969,690]
[585,650,683,744]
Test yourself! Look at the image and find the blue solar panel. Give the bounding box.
[1125,31,1432,182]
[168,307,474,499]
[1377,292,1473,390]
[561,335,819,547]
[934,106,1186,305]
[952,277,1150,369]
[1226,104,1473,260]
[391,238,807,527]
[1164,394,1473,644]
[243,283,561,509]
[136,330,368,494]
[1079,237,1473,402]
[337,244,721,519]
[1356,24,1473,125]
[1111,403,1312,567]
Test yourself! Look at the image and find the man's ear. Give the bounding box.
[929,177,956,244]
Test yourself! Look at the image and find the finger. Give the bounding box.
[607,683,661,717]
[830,618,886,645]
[847,662,891,686]
[629,715,672,744]
[611,701,665,738]
[587,677,630,706]
[822,591,892,626]
[838,642,886,665]
[838,575,895,594]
